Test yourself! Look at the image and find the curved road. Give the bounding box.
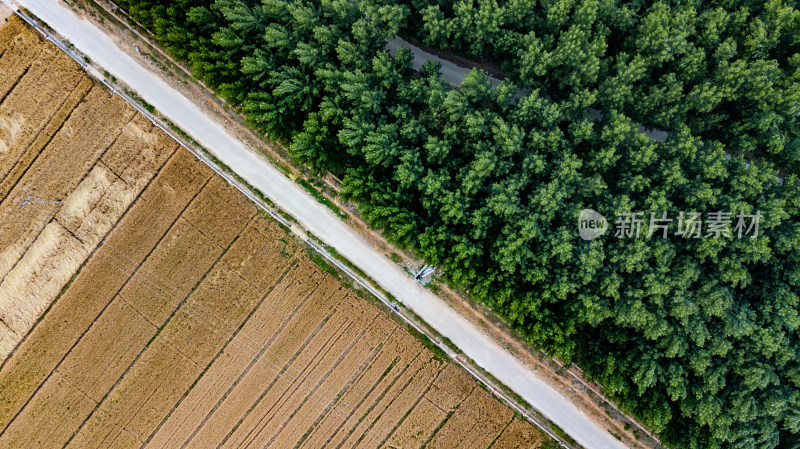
[13,1,627,448]
[387,36,669,142]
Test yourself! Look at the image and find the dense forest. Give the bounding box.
[399,0,800,171]
[108,0,799,447]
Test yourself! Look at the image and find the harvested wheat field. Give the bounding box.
[0,16,549,449]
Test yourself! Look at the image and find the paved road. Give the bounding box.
[14,1,628,448]
[387,36,669,142]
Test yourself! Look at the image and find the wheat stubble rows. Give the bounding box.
[0,16,544,449]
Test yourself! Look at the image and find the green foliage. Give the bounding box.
[113,0,800,447]
[403,0,800,171]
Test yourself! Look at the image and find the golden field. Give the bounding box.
[0,16,547,449]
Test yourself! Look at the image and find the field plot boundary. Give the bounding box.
[141,259,304,448]
[3,6,575,448]
[0,148,195,437]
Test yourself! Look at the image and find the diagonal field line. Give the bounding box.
[88,237,401,449]
[92,237,405,449]
[3,5,584,447]
[2,206,160,447]
[16,200,411,449]
[18,202,390,448]
[0,194,58,255]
